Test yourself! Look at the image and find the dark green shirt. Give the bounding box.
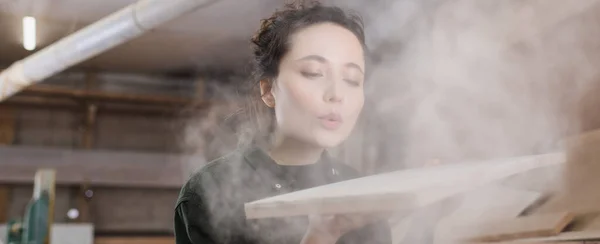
[174,148,392,244]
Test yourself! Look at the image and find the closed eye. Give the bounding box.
[345,79,361,87]
[301,71,323,79]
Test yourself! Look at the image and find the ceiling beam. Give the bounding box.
[0,0,219,101]
[21,84,192,106]
[1,95,210,117]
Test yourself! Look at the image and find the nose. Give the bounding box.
[323,79,343,103]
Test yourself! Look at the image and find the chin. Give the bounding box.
[313,133,347,148]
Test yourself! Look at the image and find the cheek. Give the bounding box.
[277,78,321,114]
[347,96,364,126]
[347,89,365,115]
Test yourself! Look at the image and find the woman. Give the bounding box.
[175,2,392,244]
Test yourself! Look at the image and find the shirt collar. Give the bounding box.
[243,147,335,184]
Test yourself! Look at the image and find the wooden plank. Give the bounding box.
[0,146,201,188]
[478,242,586,244]
[498,212,600,243]
[509,230,600,243]
[535,128,600,216]
[448,212,573,242]
[443,185,542,220]
[244,153,565,219]
[435,185,543,243]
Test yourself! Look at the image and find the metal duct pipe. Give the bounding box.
[0,0,218,101]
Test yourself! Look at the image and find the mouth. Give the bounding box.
[318,113,343,130]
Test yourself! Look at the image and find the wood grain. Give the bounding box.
[245,153,565,219]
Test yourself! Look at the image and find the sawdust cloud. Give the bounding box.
[183,0,600,243]
[332,0,600,170]
[187,0,600,175]
[337,0,600,243]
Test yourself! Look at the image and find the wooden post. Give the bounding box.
[81,104,97,149]
[0,107,15,145]
[0,185,9,223]
[81,71,98,149]
[0,108,14,222]
[75,180,92,223]
[0,107,15,223]
[77,84,96,221]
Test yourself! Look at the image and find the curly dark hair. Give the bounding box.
[243,1,367,145]
[189,1,368,159]
[250,1,366,82]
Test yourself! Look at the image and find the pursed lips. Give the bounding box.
[318,112,343,130]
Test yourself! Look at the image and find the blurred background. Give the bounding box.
[3,0,600,243]
[0,1,289,243]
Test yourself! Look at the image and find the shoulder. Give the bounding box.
[177,151,251,205]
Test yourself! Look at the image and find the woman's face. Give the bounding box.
[262,22,365,148]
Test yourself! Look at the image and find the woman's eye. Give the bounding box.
[301,71,323,79]
[345,79,361,87]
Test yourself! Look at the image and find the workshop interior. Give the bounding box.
[2,0,600,243]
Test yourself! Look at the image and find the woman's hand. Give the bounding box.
[301,213,388,244]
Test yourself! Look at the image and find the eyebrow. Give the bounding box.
[296,55,364,74]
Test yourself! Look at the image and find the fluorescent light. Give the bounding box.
[23,16,36,51]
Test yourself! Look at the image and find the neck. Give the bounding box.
[268,137,324,166]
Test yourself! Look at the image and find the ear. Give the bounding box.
[260,79,276,108]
